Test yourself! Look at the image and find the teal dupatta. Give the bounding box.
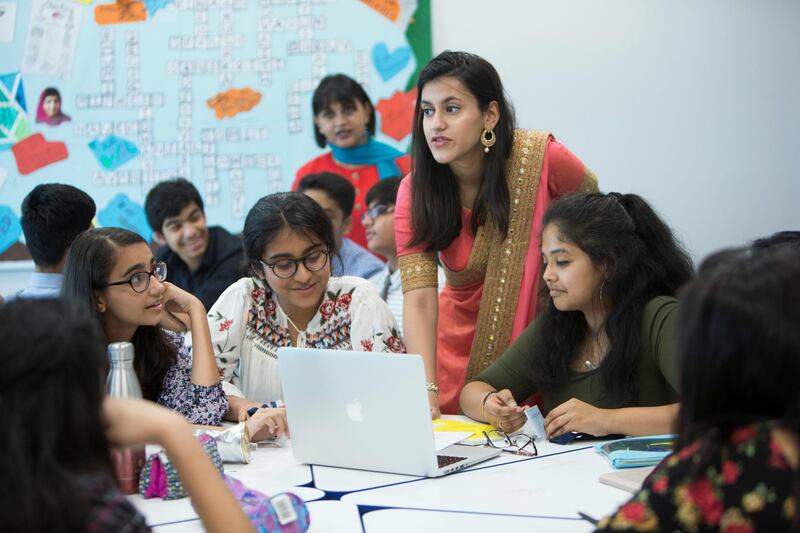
[329,138,404,179]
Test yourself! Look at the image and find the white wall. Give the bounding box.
[431,0,800,261]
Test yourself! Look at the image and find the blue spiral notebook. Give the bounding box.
[594,435,675,469]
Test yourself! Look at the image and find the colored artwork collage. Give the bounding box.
[0,0,429,256]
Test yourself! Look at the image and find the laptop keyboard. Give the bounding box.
[437,454,468,468]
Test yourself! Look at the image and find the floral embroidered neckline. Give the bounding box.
[276,299,312,347]
[253,281,357,345]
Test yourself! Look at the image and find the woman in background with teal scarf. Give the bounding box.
[293,74,411,249]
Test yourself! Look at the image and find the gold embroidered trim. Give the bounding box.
[577,167,599,193]
[465,129,550,381]
[398,252,439,293]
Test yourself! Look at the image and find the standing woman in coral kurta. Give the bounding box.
[293,74,411,249]
[396,51,599,416]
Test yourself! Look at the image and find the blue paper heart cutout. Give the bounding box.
[372,43,412,82]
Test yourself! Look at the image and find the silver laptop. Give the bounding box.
[277,347,502,477]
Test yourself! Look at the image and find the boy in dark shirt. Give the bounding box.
[145,178,242,309]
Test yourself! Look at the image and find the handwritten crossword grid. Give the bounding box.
[70,0,372,220]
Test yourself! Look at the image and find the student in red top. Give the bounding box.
[293,74,411,249]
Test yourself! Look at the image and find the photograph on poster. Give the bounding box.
[35,87,71,126]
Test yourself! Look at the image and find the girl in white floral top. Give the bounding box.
[209,192,404,421]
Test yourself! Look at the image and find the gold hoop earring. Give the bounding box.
[481,128,496,153]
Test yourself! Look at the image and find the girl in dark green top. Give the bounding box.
[461,192,693,438]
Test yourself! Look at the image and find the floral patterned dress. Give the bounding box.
[596,422,797,532]
[157,330,228,426]
[208,276,405,403]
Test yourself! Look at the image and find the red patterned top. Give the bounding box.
[597,422,797,532]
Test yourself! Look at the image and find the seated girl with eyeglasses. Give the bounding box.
[62,227,228,426]
[460,192,693,439]
[209,192,405,422]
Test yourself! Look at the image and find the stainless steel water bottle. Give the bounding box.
[106,342,146,494]
[107,342,143,398]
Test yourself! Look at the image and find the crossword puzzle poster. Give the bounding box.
[0,0,427,251]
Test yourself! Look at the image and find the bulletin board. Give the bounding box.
[0,0,430,257]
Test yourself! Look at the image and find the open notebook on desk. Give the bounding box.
[278,348,501,477]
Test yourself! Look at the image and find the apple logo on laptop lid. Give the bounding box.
[346,400,364,422]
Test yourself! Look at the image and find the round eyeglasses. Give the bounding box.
[103,261,168,293]
[360,204,394,224]
[260,249,330,279]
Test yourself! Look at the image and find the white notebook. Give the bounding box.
[599,465,655,493]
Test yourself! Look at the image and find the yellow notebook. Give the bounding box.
[432,419,495,442]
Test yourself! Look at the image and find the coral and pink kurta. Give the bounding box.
[395,130,598,413]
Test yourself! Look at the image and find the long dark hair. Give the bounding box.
[408,50,516,251]
[62,228,176,401]
[311,74,376,148]
[0,298,114,531]
[530,192,694,403]
[751,230,800,251]
[243,192,337,280]
[676,246,800,528]
[677,245,800,444]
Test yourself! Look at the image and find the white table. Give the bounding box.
[130,424,635,532]
[342,446,630,520]
[130,442,324,528]
[363,508,595,533]
[150,502,363,533]
[310,435,593,495]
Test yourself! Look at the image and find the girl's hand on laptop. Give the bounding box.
[246,407,289,441]
[483,389,526,433]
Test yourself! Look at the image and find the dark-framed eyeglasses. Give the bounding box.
[259,249,330,279]
[483,430,538,457]
[360,204,394,224]
[103,261,167,293]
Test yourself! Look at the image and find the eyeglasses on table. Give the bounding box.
[482,430,538,457]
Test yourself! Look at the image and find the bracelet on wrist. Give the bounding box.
[482,390,499,407]
[426,381,439,394]
[481,390,498,425]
